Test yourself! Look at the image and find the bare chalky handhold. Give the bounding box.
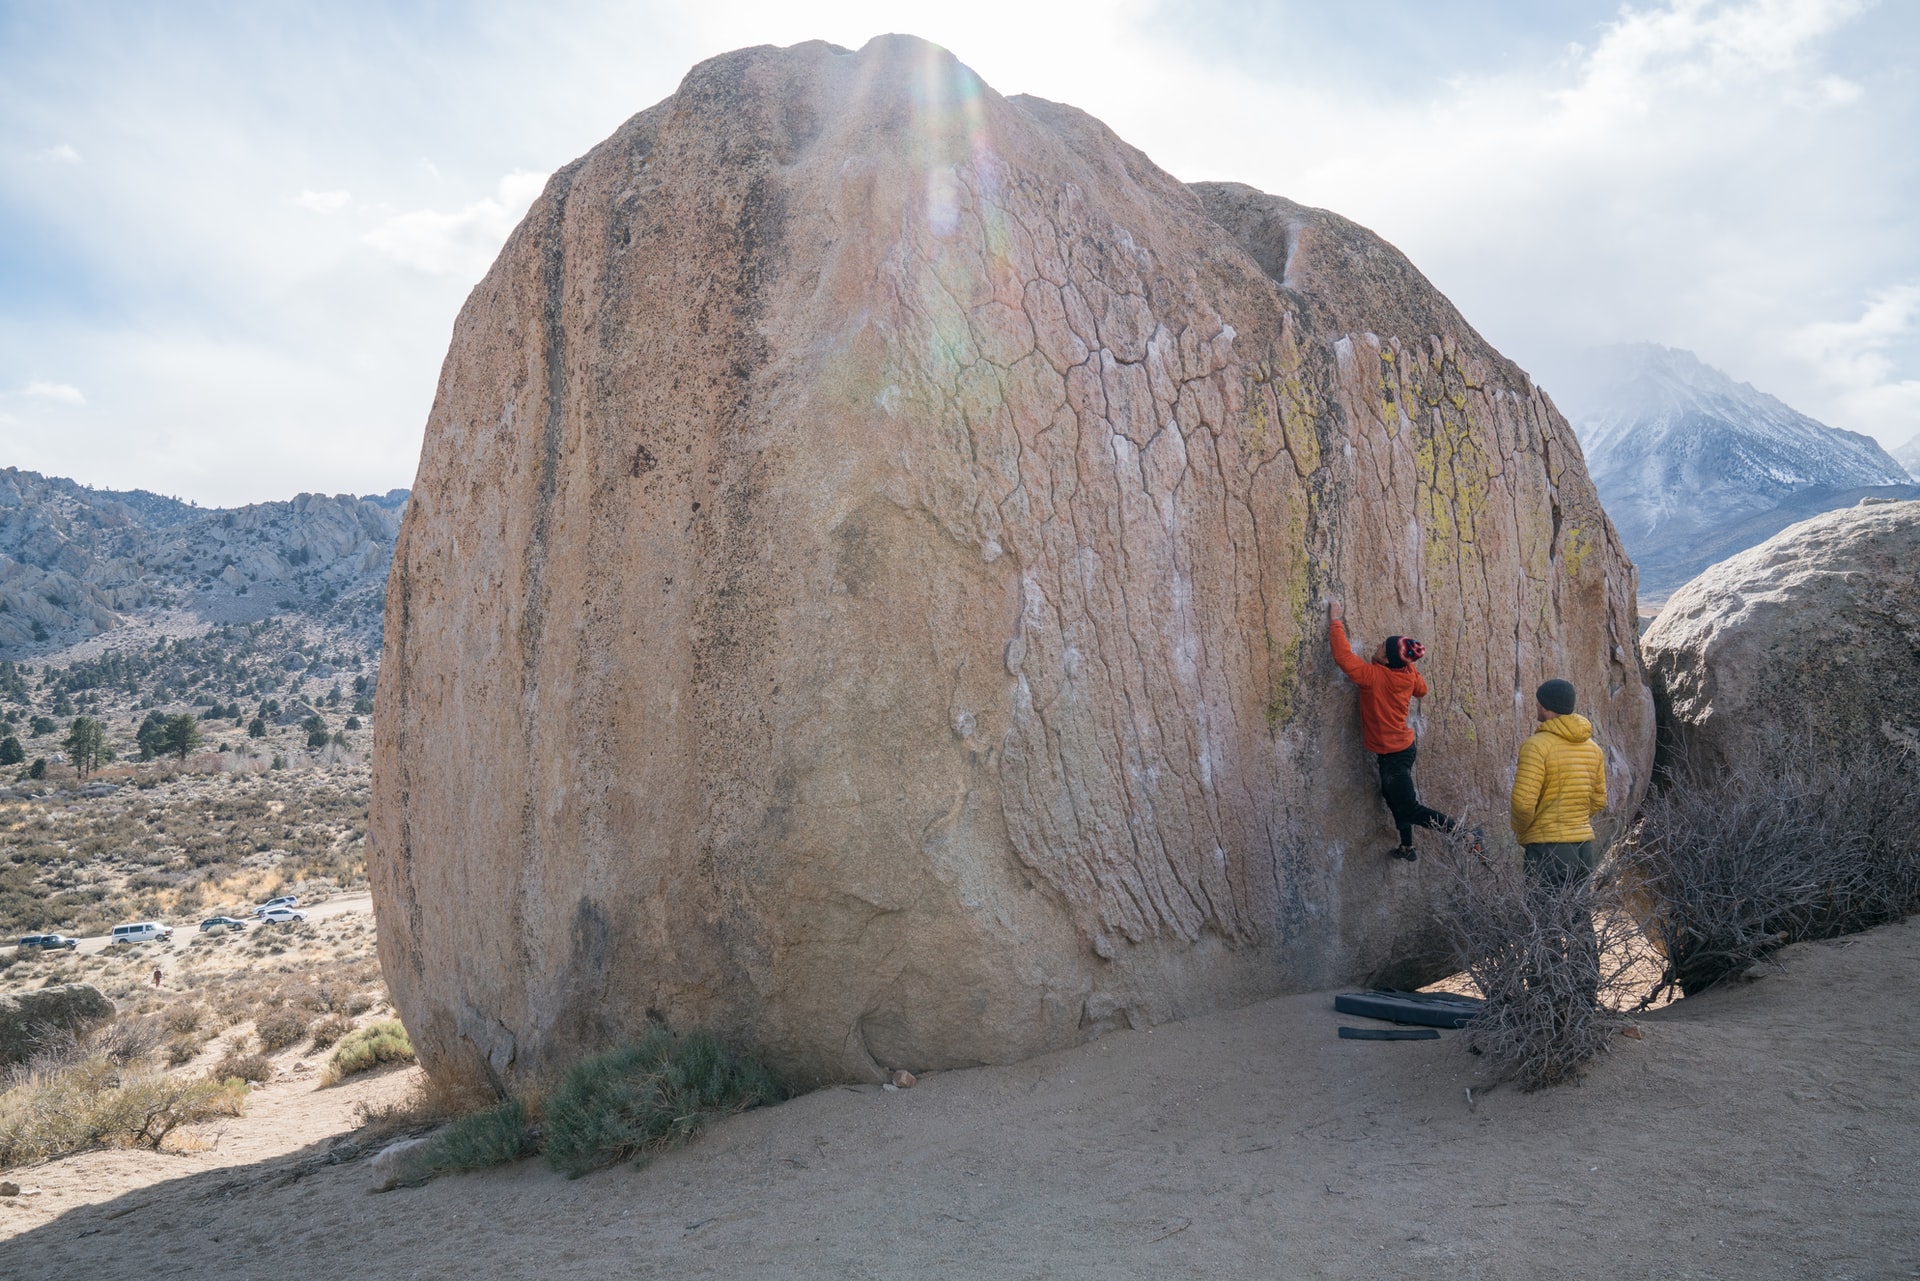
[370,35,1652,1092]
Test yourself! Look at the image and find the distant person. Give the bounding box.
[1329,599,1472,861]
[1510,678,1609,1001]
[151,964,164,989]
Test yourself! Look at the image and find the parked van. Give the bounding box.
[108,921,174,945]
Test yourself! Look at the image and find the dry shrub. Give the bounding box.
[1429,834,1638,1091]
[209,1050,273,1083]
[255,1006,311,1053]
[307,1013,353,1050]
[0,1054,248,1167]
[321,1019,413,1085]
[164,1000,210,1036]
[214,980,275,1027]
[1617,747,1920,999]
[313,980,371,1016]
[353,1070,494,1140]
[91,1015,164,1066]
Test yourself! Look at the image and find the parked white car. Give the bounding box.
[257,907,306,925]
[255,895,300,913]
[108,921,174,945]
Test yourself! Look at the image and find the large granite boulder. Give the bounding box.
[0,983,115,1066]
[371,35,1653,1090]
[1643,499,1920,771]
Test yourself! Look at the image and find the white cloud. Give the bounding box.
[363,170,548,277]
[23,380,85,405]
[294,188,352,213]
[3,0,1911,501]
[1139,0,1904,443]
[1792,285,1920,443]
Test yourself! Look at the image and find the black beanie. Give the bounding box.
[1384,635,1405,669]
[1536,679,1577,715]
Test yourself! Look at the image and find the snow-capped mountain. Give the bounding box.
[1568,344,1914,601]
[1893,434,1920,482]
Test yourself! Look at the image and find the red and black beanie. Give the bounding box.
[1383,636,1425,669]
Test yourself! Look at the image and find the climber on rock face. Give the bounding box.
[1328,598,1472,862]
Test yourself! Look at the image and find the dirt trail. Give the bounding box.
[4,919,1916,1280]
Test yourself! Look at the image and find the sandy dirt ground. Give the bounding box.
[4,918,1916,1281]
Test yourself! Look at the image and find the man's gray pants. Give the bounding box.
[1523,839,1600,1006]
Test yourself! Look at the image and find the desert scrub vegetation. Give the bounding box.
[307,1012,354,1049]
[353,1071,496,1139]
[1617,747,1920,999]
[362,1027,788,1187]
[0,759,371,937]
[542,1026,786,1177]
[1431,835,1644,1090]
[412,1098,542,1176]
[209,1050,273,1083]
[322,1019,414,1085]
[254,1005,312,1052]
[0,1052,247,1167]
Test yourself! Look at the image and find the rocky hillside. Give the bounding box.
[1569,345,1912,602]
[0,468,407,657]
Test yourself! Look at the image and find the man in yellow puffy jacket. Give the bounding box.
[1509,678,1608,882]
[1511,678,1608,1007]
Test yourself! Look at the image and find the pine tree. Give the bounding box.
[136,710,169,761]
[161,713,202,760]
[64,716,104,776]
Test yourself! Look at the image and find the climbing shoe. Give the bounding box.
[1389,844,1418,862]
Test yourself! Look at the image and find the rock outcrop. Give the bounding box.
[0,983,114,1066]
[371,36,1653,1089]
[1643,499,1920,770]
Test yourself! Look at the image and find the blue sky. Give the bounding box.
[1,0,1914,505]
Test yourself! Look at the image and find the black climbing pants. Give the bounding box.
[1374,744,1459,848]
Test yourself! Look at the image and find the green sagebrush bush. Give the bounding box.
[414,1097,540,1175]
[542,1026,784,1177]
[322,1019,414,1085]
[1,1054,247,1167]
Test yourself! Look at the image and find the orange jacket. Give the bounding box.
[1330,620,1425,754]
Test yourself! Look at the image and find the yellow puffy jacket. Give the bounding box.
[1510,714,1607,845]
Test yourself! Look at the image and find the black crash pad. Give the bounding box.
[1334,989,1483,1029]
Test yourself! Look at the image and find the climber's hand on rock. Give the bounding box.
[1328,598,1344,621]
